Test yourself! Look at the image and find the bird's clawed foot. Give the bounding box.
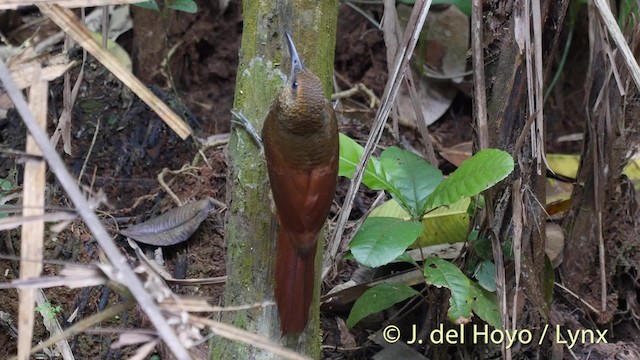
[231,110,264,152]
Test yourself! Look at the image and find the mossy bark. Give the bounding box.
[210,0,338,358]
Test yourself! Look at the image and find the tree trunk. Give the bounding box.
[560,2,640,326]
[483,0,569,355]
[210,0,338,358]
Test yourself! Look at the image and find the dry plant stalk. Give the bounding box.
[0,0,145,10]
[18,63,47,360]
[323,0,433,281]
[7,58,76,89]
[37,4,193,140]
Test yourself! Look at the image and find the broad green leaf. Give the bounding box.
[434,0,471,17]
[339,133,390,190]
[346,284,419,328]
[470,282,501,329]
[472,236,513,261]
[418,197,470,246]
[90,32,132,70]
[168,0,198,13]
[424,257,473,324]
[393,252,418,267]
[350,217,423,268]
[472,235,492,260]
[380,147,442,217]
[425,149,514,211]
[371,197,471,247]
[370,197,410,219]
[134,0,160,11]
[474,260,496,292]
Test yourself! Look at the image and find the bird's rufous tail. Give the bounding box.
[274,228,317,334]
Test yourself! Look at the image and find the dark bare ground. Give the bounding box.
[1,2,640,360]
[0,2,235,358]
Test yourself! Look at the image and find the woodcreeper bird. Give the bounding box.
[262,33,339,334]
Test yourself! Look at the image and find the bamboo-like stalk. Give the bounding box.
[0,0,145,10]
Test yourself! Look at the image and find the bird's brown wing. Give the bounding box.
[264,145,338,253]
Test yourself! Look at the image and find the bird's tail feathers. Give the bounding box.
[274,228,316,334]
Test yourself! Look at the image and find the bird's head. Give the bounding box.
[277,33,325,118]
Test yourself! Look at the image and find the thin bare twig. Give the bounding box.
[554,282,600,313]
[9,300,135,360]
[594,0,640,92]
[0,0,142,9]
[189,315,312,360]
[51,28,85,154]
[510,179,523,340]
[472,0,488,150]
[77,118,100,183]
[323,0,433,281]
[381,0,437,165]
[588,0,609,314]
[34,290,74,360]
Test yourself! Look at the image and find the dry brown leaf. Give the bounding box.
[119,198,215,246]
[335,317,357,348]
[439,141,472,166]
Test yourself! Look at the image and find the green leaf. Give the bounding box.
[425,149,514,211]
[418,197,470,247]
[618,0,639,29]
[0,178,12,217]
[107,115,118,126]
[350,217,423,268]
[434,0,471,17]
[346,284,419,328]
[398,0,471,16]
[90,32,132,70]
[502,240,514,260]
[472,235,492,260]
[168,0,198,13]
[470,282,501,329]
[339,133,390,190]
[472,235,513,261]
[134,0,160,11]
[372,197,471,247]
[370,197,410,219]
[0,178,12,191]
[380,147,442,217]
[474,260,496,292]
[393,252,418,267]
[424,257,473,324]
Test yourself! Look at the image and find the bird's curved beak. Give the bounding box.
[285,33,303,84]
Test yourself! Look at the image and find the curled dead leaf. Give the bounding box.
[119,198,215,246]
